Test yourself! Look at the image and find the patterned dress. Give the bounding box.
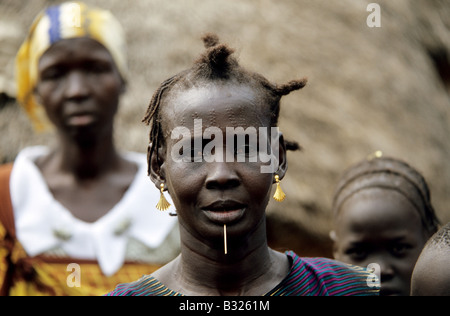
[105,251,380,296]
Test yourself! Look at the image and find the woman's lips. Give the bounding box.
[201,200,247,224]
[67,114,97,126]
[203,208,246,224]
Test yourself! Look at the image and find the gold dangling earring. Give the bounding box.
[156,183,171,211]
[273,174,286,202]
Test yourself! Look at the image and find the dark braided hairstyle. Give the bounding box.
[142,33,307,173]
[332,155,440,237]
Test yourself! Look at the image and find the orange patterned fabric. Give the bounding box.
[0,230,161,296]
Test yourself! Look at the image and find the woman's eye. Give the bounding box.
[90,65,110,74]
[390,243,410,257]
[179,146,203,162]
[346,247,368,261]
[86,61,112,74]
[192,147,203,160]
[40,68,64,80]
[235,144,257,158]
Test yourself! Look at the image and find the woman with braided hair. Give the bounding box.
[107,34,378,296]
[330,153,440,296]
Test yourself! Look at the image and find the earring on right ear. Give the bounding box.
[272,174,286,202]
[156,183,171,211]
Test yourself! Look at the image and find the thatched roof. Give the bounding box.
[1,0,449,257]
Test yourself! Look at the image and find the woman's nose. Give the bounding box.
[370,258,395,282]
[64,71,90,100]
[205,162,240,190]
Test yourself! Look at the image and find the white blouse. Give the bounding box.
[10,146,178,276]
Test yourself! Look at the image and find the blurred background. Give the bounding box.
[1,0,449,257]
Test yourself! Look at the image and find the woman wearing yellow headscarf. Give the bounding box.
[16,1,128,131]
[0,2,179,296]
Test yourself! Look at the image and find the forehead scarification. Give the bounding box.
[159,83,269,132]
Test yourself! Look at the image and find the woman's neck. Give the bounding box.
[162,219,290,296]
[34,131,138,222]
[55,132,120,179]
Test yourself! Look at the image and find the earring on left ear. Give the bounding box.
[273,174,286,202]
[156,183,171,211]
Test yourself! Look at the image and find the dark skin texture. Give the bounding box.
[33,37,136,223]
[410,246,450,296]
[150,83,290,295]
[331,188,429,296]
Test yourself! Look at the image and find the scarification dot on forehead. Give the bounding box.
[191,112,200,120]
[209,109,217,126]
[226,107,236,127]
[224,103,263,128]
[235,104,251,127]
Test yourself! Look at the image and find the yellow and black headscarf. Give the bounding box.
[15,1,127,131]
